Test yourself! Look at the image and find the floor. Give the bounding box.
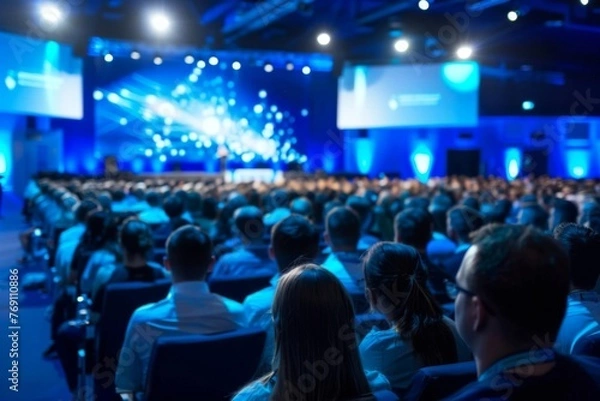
[0,193,72,401]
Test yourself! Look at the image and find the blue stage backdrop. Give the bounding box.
[94,56,338,173]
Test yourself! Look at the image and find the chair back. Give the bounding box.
[572,331,600,358]
[94,279,171,401]
[209,275,273,302]
[403,361,477,401]
[144,328,266,401]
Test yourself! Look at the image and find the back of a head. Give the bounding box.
[120,218,153,257]
[518,204,549,231]
[346,196,372,225]
[448,206,484,243]
[553,223,600,291]
[233,206,264,242]
[186,191,203,213]
[551,198,578,230]
[163,195,185,219]
[270,189,289,209]
[405,196,430,211]
[271,215,320,273]
[201,197,219,220]
[290,197,314,220]
[469,224,570,343]
[363,242,457,366]
[146,191,162,208]
[325,206,361,250]
[75,199,102,223]
[394,207,433,250]
[272,264,370,400]
[166,225,213,282]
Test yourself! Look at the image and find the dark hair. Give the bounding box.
[550,199,578,230]
[325,206,361,250]
[269,264,371,401]
[120,218,153,257]
[186,192,202,213]
[271,215,320,274]
[553,223,600,290]
[270,189,289,209]
[163,195,185,219]
[448,206,484,243]
[75,199,102,223]
[469,224,570,342]
[518,204,549,231]
[146,191,162,207]
[363,242,458,366]
[233,206,264,242]
[346,196,372,225]
[166,225,213,281]
[394,208,433,250]
[290,197,314,220]
[83,210,117,250]
[201,197,219,220]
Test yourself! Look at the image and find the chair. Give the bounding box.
[144,328,266,401]
[93,280,171,401]
[572,331,600,358]
[374,390,400,401]
[209,274,273,302]
[403,362,477,401]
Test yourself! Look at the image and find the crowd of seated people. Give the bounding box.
[19,172,600,400]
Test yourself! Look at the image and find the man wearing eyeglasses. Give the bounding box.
[444,224,600,400]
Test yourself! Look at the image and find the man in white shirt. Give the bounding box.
[243,215,320,373]
[321,207,365,295]
[553,223,600,354]
[116,225,247,399]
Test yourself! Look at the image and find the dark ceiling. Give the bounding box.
[0,0,599,77]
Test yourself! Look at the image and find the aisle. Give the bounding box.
[0,193,71,401]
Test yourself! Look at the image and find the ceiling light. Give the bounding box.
[130,51,141,60]
[184,55,195,65]
[149,11,170,34]
[394,39,410,53]
[104,53,114,63]
[418,0,430,11]
[317,32,331,46]
[456,46,473,60]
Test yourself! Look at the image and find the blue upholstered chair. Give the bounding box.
[403,361,477,401]
[143,328,266,401]
[209,274,273,303]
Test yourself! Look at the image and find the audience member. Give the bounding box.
[138,191,169,225]
[395,207,451,303]
[263,189,291,228]
[360,242,471,391]
[210,206,275,279]
[550,198,579,231]
[553,223,600,353]
[234,264,391,401]
[116,225,247,399]
[446,224,600,400]
[321,206,365,294]
[443,206,484,278]
[289,196,314,221]
[517,203,549,231]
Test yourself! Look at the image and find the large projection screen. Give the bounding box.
[337,62,479,129]
[0,32,83,119]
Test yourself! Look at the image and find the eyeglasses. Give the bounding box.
[445,279,497,316]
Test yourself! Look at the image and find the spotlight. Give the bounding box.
[581,0,589,5]
[208,56,219,66]
[522,101,535,111]
[302,66,311,75]
[184,55,195,64]
[317,32,331,46]
[153,56,163,65]
[286,62,294,71]
[418,0,430,11]
[130,51,141,60]
[456,45,473,60]
[264,63,274,73]
[104,53,114,63]
[394,39,410,53]
[232,61,241,70]
[149,11,171,34]
[507,10,519,22]
[39,3,63,25]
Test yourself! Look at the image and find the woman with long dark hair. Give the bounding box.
[360,242,471,392]
[235,264,390,401]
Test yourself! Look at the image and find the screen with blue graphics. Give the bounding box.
[0,31,83,119]
[337,62,479,129]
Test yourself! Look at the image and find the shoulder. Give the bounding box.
[129,298,169,324]
[233,379,272,401]
[365,370,391,392]
[360,328,400,352]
